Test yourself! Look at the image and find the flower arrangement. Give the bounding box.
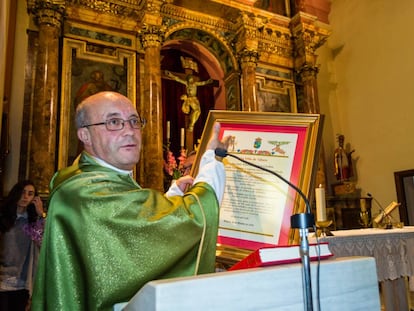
[23,218,45,246]
[164,147,187,180]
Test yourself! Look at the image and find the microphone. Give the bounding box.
[214,148,228,158]
[215,148,315,310]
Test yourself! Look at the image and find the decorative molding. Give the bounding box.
[167,28,236,74]
[65,0,145,19]
[161,3,235,32]
[28,0,65,28]
[64,22,135,48]
[291,12,331,67]
[296,63,319,82]
[140,24,166,48]
[238,49,259,67]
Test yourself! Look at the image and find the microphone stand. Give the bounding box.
[218,150,314,311]
[291,213,315,311]
[367,193,393,229]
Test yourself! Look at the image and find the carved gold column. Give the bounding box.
[292,13,329,113]
[28,0,65,195]
[239,49,259,111]
[139,6,165,191]
[292,13,330,189]
[235,13,264,112]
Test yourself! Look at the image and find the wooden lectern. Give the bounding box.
[114,257,380,311]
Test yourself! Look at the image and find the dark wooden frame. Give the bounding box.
[394,169,414,225]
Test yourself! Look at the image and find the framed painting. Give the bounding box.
[191,111,324,263]
[256,76,297,113]
[58,38,136,169]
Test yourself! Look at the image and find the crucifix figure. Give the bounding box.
[165,57,213,132]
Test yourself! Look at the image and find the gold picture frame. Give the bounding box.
[191,111,324,264]
[58,38,136,169]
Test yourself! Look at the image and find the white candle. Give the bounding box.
[180,128,185,147]
[166,121,170,141]
[315,184,327,222]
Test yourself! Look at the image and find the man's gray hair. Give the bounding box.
[75,102,88,129]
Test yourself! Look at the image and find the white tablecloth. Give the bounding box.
[311,227,414,282]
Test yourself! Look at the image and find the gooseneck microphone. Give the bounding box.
[215,148,315,311]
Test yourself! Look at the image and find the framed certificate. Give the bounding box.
[191,111,324,263]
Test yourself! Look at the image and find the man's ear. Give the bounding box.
[77,128,91,145]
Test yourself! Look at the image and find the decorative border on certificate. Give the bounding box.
[191,111,324,257]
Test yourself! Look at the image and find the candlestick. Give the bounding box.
[360,198,367,212]
[315,184,327,222]
[166,121,170,141]
[180,128,185,147]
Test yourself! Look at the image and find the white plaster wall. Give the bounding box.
[317,0,414,219]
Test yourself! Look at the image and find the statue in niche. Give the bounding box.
[334,134,355,182]
[165,57,213,132]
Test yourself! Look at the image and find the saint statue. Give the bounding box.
[165,70,213,132]
[334,134,355,181]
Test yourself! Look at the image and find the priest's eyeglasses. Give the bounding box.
[82,117,146,131]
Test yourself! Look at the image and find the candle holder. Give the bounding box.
[316,220,334,237]
[359,210,371,228]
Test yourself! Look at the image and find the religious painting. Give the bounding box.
[58,37,136,169]
[191,111,324,262]
[256,76,297,113]
[224,72,241,111]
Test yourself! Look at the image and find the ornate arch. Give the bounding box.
[165,27,239,76]
[160,30,232,154]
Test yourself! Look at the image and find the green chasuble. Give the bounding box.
[32,152,220,311]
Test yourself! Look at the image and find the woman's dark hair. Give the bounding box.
[0,180,37,233]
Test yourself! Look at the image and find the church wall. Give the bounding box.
[3,0,30,193]
[317,0,414,220]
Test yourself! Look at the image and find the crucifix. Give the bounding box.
[163,56,218,151]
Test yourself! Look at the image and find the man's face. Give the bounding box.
[79,95,142,170]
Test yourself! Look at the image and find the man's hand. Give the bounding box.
[206,123,231,159]
[32,196,45,218]
[175,175,194,193]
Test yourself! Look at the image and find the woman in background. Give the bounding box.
[0,180,46,311]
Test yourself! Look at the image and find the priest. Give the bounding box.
[32,91,229,310]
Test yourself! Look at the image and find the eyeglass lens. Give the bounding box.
[106,118,145,130]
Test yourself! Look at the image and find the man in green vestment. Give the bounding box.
[31,91,229,310]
